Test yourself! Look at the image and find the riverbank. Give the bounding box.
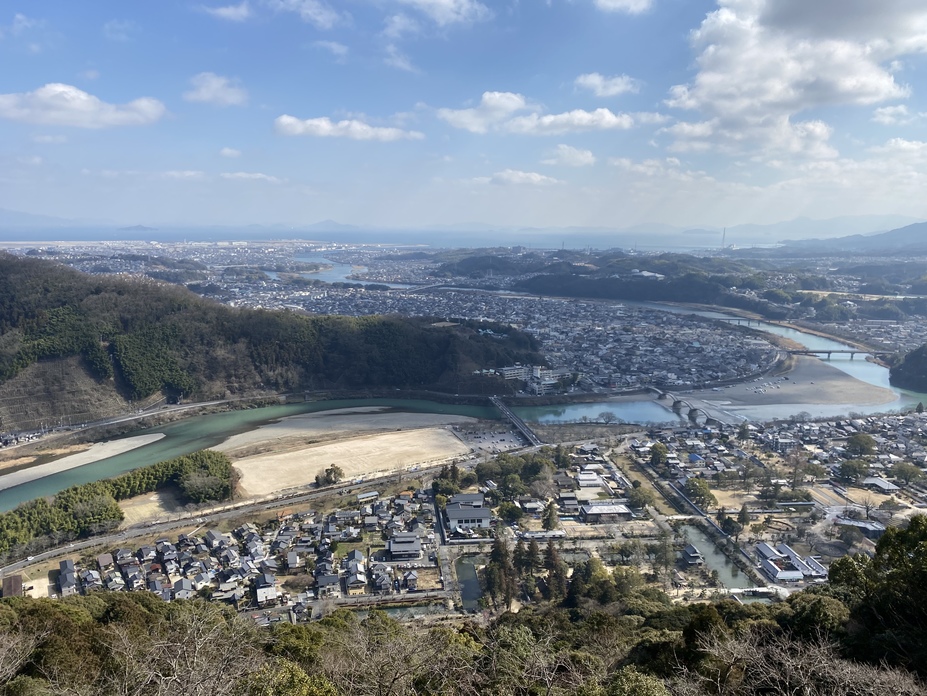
[685,355,897,409]
[0,434,165,493]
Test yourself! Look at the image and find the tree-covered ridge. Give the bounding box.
[0,253,543,400]
[0,450,236,560]
[889,343,927,391]
[1,516,926,696]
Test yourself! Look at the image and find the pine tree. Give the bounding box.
[513,538,530,577]
[544,539,567,600]
[738,503,751,528]
[488,535,518,609]
[527,539,542,574]
[542,501,560,531]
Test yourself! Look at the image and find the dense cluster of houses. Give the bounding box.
[54,488,441,609]
[630,413,927,502]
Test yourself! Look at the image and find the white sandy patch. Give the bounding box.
[234,427,470,497]
[686,356,898,409]
[0,434,165,492]
[215,407,476,453]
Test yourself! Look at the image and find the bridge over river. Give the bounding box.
[787,349,887,360]
[654,390,730,427]
[489,397,543,446]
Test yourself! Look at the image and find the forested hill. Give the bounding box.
[889,343,927,391]
[0,253,542,413]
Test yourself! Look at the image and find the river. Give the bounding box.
[0,399,496,512]
[290,255,413,289]
[513,301,927,425]
[1,302,922,511]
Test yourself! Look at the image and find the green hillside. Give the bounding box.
[889,343,927,391]
[0,253,542,417]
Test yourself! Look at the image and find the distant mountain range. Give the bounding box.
[0,206,923,251]
[780,221,927,254]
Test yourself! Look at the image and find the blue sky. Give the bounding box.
[2,0,927,230]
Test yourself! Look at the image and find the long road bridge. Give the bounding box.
[489,396,543,446]
[787,349,879,359]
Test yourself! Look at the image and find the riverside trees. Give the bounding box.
[0,450,237,559]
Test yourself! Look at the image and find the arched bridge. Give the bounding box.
[656,390,710,423]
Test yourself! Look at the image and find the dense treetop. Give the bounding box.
[0,516,925,695]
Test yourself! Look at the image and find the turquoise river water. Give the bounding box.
[1,302,923,511]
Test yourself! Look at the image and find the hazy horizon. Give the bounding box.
[3,1,927,233]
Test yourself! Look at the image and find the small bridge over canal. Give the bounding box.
[489,396,543,446]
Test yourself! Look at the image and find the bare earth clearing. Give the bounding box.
[119,488,184,527]
[114,408,478,521]
[214,407,476,458]
[233,427,471,497]
[216,408,478,499]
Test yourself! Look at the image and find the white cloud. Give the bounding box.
[313,40,348,58]
[397,0,491,26]
[79,69,100,80]
[575,72,640,97]
[221,171,284,183]
[219,147,242,157]
[200,2,252,21]
[869,137,927,161]
[3,13,38,37]
[102,20,135,42]
[633,111,670,125]
[383,14,420,39]
[542,144,596,167]
[32,134,67,144]
[664,0,925,159]
[487,169,562,185]
[17,155,42,166]
[183,72,248,107]
[872,104,919,125]
[0,83,165,128]
[266,0,341,30]
[610,156,713,183]
[439,93,637,135]
[275,115,425,141]
[384,44,417,72]
[506,108,634,135]
[0,13,46,51]
[594,0,652,15]
[437,91,531,133]
[162,170,207,180]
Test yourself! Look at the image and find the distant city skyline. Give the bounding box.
[3,1,927,232]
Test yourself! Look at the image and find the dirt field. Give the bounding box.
[214,407,477,458]
[119,488,184,527]
[234,427,471,497]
